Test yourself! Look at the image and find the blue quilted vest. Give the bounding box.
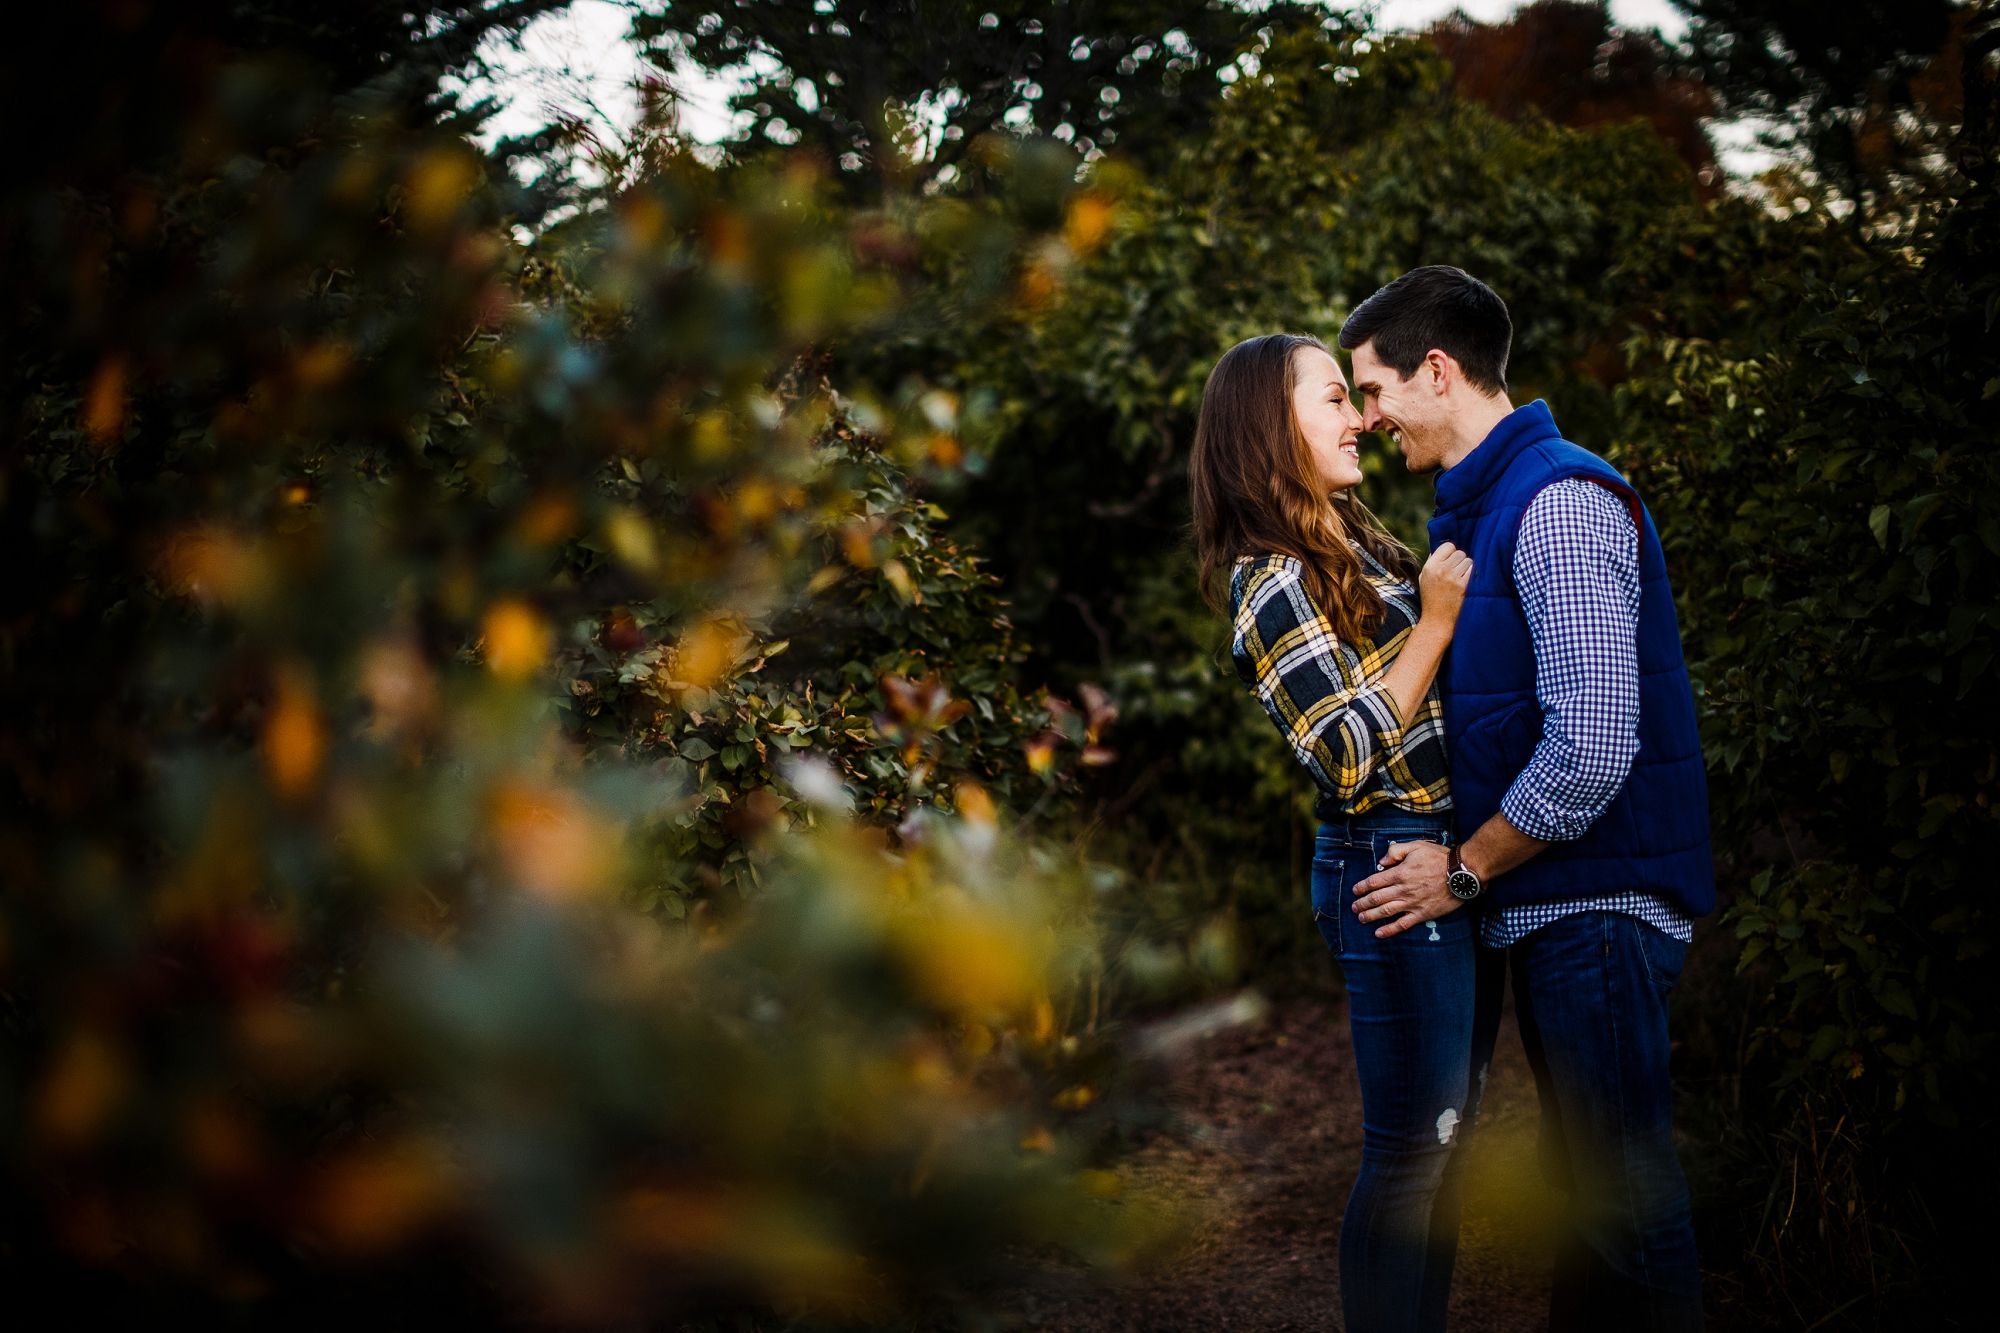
[1428,400,1714,917]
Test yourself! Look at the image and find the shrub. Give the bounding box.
[0,9,1154,1320]
[1612,41,1999,1317]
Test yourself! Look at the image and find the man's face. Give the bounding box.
[1350,341,1448,472]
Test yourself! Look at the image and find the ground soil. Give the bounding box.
[1011,993,1566,1333]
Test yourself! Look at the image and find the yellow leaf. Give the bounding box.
[482,599,550,679]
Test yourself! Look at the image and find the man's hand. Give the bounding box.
[1350,840,1465,939]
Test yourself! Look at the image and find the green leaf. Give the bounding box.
[1868,504,1892,548]
[679,737,716,761]
[1875,984,1919,1021]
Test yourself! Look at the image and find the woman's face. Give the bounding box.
[1290,346,1366,492]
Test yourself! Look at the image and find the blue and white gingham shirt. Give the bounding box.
[1480,478,1695,948]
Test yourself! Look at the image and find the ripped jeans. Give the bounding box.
[1313,812,1498,1333]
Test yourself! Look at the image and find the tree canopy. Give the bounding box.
[634,0,1328,193]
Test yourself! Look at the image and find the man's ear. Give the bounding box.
[1425,349,1454,394]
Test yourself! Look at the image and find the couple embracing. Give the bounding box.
[1190,267,1712,1332]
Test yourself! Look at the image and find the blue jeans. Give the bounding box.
[1312,812,1494,1333]
[1473,911,1704,1333]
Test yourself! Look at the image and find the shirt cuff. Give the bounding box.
[1499,771,1598,842]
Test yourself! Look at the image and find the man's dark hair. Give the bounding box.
[1337,266,1512,395]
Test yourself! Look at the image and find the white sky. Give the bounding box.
[1376,0,1684,34]
[472,2,1741,165]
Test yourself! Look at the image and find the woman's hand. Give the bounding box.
[1417,542,1474,629]
[1378,543,1474,724]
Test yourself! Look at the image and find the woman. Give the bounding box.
[1189,333,1478,1333]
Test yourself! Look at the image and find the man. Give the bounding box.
[1339,266,1712,1332]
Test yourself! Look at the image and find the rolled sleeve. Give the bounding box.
[1317,677,1406,801]
[1501,479,1642,841]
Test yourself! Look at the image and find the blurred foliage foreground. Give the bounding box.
[0,21,1167,1326]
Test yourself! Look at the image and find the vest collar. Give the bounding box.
[1432,399,1562,516]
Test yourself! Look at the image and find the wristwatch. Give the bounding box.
[1446,845,1484,902]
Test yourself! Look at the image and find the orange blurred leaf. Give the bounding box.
[37,1030,127,1148]
[483,599,551,679]
[672,620,738,690]
[155,524,269,607]
[83,353,127,446]
[262,666,325,801]
[954,782,996,828]
[516,491,578,546]
[489,781,615,901]
[1051,1084,1097,1111]
[309,1141,453,1254]
[1064,191,1116,254]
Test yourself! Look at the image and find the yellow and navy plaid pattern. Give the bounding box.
[1229,550,1452,818]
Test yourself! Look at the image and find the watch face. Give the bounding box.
[1447,869,1482,901]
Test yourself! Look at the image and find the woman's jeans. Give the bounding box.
[1312,812,1493,1333]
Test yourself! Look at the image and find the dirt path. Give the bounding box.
[1020,994,1563,1333]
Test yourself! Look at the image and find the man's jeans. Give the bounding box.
[1473,910,1705,1333]
[1312,814,1499,1333]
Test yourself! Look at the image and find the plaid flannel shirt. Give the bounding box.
[1230,550,1452,817]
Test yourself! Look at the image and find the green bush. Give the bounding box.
[1619,110,1998,1130]
[1608,26,1999,1317]
[852,20,1702,985]
[0,7,1161,1320]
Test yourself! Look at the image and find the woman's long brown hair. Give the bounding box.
[1190,333,1416,642]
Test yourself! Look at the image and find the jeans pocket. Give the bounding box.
[1368,829,1448,865]
[1309,855,1350,921]
[1634,918,1688,990]
[1309,849,1362,959]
